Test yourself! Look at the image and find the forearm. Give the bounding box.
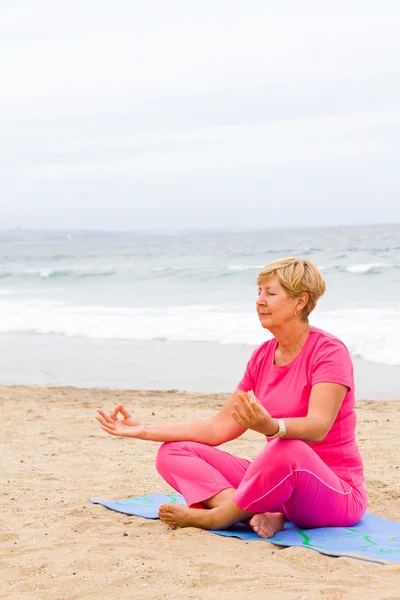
[270,416,330,443]
[143,419,219,444]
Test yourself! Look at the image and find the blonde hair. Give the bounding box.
[257,257,326,321]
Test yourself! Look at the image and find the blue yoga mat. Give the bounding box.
[89,493,400,564]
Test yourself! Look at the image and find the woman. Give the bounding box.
[96,257,367,538]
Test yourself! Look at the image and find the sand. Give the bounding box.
[1,385,399,600]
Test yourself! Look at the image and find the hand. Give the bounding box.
[232,390,278,436]
[96,404,147,439]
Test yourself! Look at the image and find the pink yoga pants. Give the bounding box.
[156,439,368,528]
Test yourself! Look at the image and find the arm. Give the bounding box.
[232,383,347,443]
[276,382,347,442]
[96,389,247,446]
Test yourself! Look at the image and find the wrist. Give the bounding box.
[266,418,286,438]
[140,426,150,440]
[266,419,279,436]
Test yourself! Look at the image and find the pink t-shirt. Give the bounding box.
[238,327,364,487]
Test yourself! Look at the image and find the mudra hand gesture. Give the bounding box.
[96,404,147,439]
[232,390,278,436]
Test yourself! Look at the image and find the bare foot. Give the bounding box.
[249,512,285,539]
[158,503,212,529]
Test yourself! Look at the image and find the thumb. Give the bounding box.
[110,403,123,420]
[248,390,259,403]
[119,405,132,419]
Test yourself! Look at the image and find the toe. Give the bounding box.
[258,528,269,539]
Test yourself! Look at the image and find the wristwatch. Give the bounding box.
[267,418,286,438]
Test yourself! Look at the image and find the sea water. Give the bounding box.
[0,224,399,398]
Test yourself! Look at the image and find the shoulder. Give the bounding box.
[307,327,354,386]
[247,338,275,365]
[308,327,351,356]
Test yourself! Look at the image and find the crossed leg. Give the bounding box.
[156,438,367,536]
[158,486,285,537]
[156,441,285,537]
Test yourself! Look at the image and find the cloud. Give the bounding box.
[1,0,400,229]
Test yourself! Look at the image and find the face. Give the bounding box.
[256,275,300,330]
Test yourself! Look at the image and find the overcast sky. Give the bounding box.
[1,0,400,231]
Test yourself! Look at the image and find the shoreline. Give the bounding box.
[1,385,399,600]
[1,382,400,402]
[1,334,400,399]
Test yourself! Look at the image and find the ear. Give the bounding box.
[296,292,309,311]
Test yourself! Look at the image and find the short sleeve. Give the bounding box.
[237,343,269,392]
[311,339,353,390]
[237,358,255,392]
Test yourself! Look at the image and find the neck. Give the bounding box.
[272,321,311,354]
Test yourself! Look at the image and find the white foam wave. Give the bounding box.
[0,299,267,346]
[312,307,400,366]
[0,299,399,366]
[228,265,264,272]
[346,262,388,274]
[0,266,117,279]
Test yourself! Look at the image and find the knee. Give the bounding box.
[155,442,179,474]
[262,439,309,466]
[155,441,193,475]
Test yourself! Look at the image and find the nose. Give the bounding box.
[256,293,267,306]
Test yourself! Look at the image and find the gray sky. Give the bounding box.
[1,0,400,231]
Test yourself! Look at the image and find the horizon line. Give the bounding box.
[1,221,399,235]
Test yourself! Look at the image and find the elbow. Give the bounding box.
[310,434,326,443]
[309,428,330,443]
[305,417,334,443]
[208,434,231,447]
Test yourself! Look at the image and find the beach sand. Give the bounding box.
[1,386,399,600]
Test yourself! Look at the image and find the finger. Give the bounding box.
[118,405,132,419]
[96,410,115,425]
[99,425,120,436]
[238,392,253,408]
[96,412,115,425]
[246,391,264,414]
[237,394,254,416]
[97,408,114,423]
[96,415,116,429]
[233,403,249,422]
[231,411,242,424]
[247,391,270,417]
[110,404,124,420]
[247,390,260,406]
[231,411,246,426]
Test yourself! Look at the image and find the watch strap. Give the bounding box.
[266,418,286,438]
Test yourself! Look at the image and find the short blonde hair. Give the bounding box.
[257,257,326,321]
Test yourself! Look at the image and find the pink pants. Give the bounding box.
[156,439,368,528]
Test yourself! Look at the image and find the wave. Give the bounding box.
[0,264,269,282]
[228,262,393,276]
[1,300,400,366]
[345,263,388,275]
[1,258,398,284]
[302,247,322,255]
[0,267,117,280]
[227,265,264,272]
[312,308,400,367]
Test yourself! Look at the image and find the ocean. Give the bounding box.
[1,224,399,399]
